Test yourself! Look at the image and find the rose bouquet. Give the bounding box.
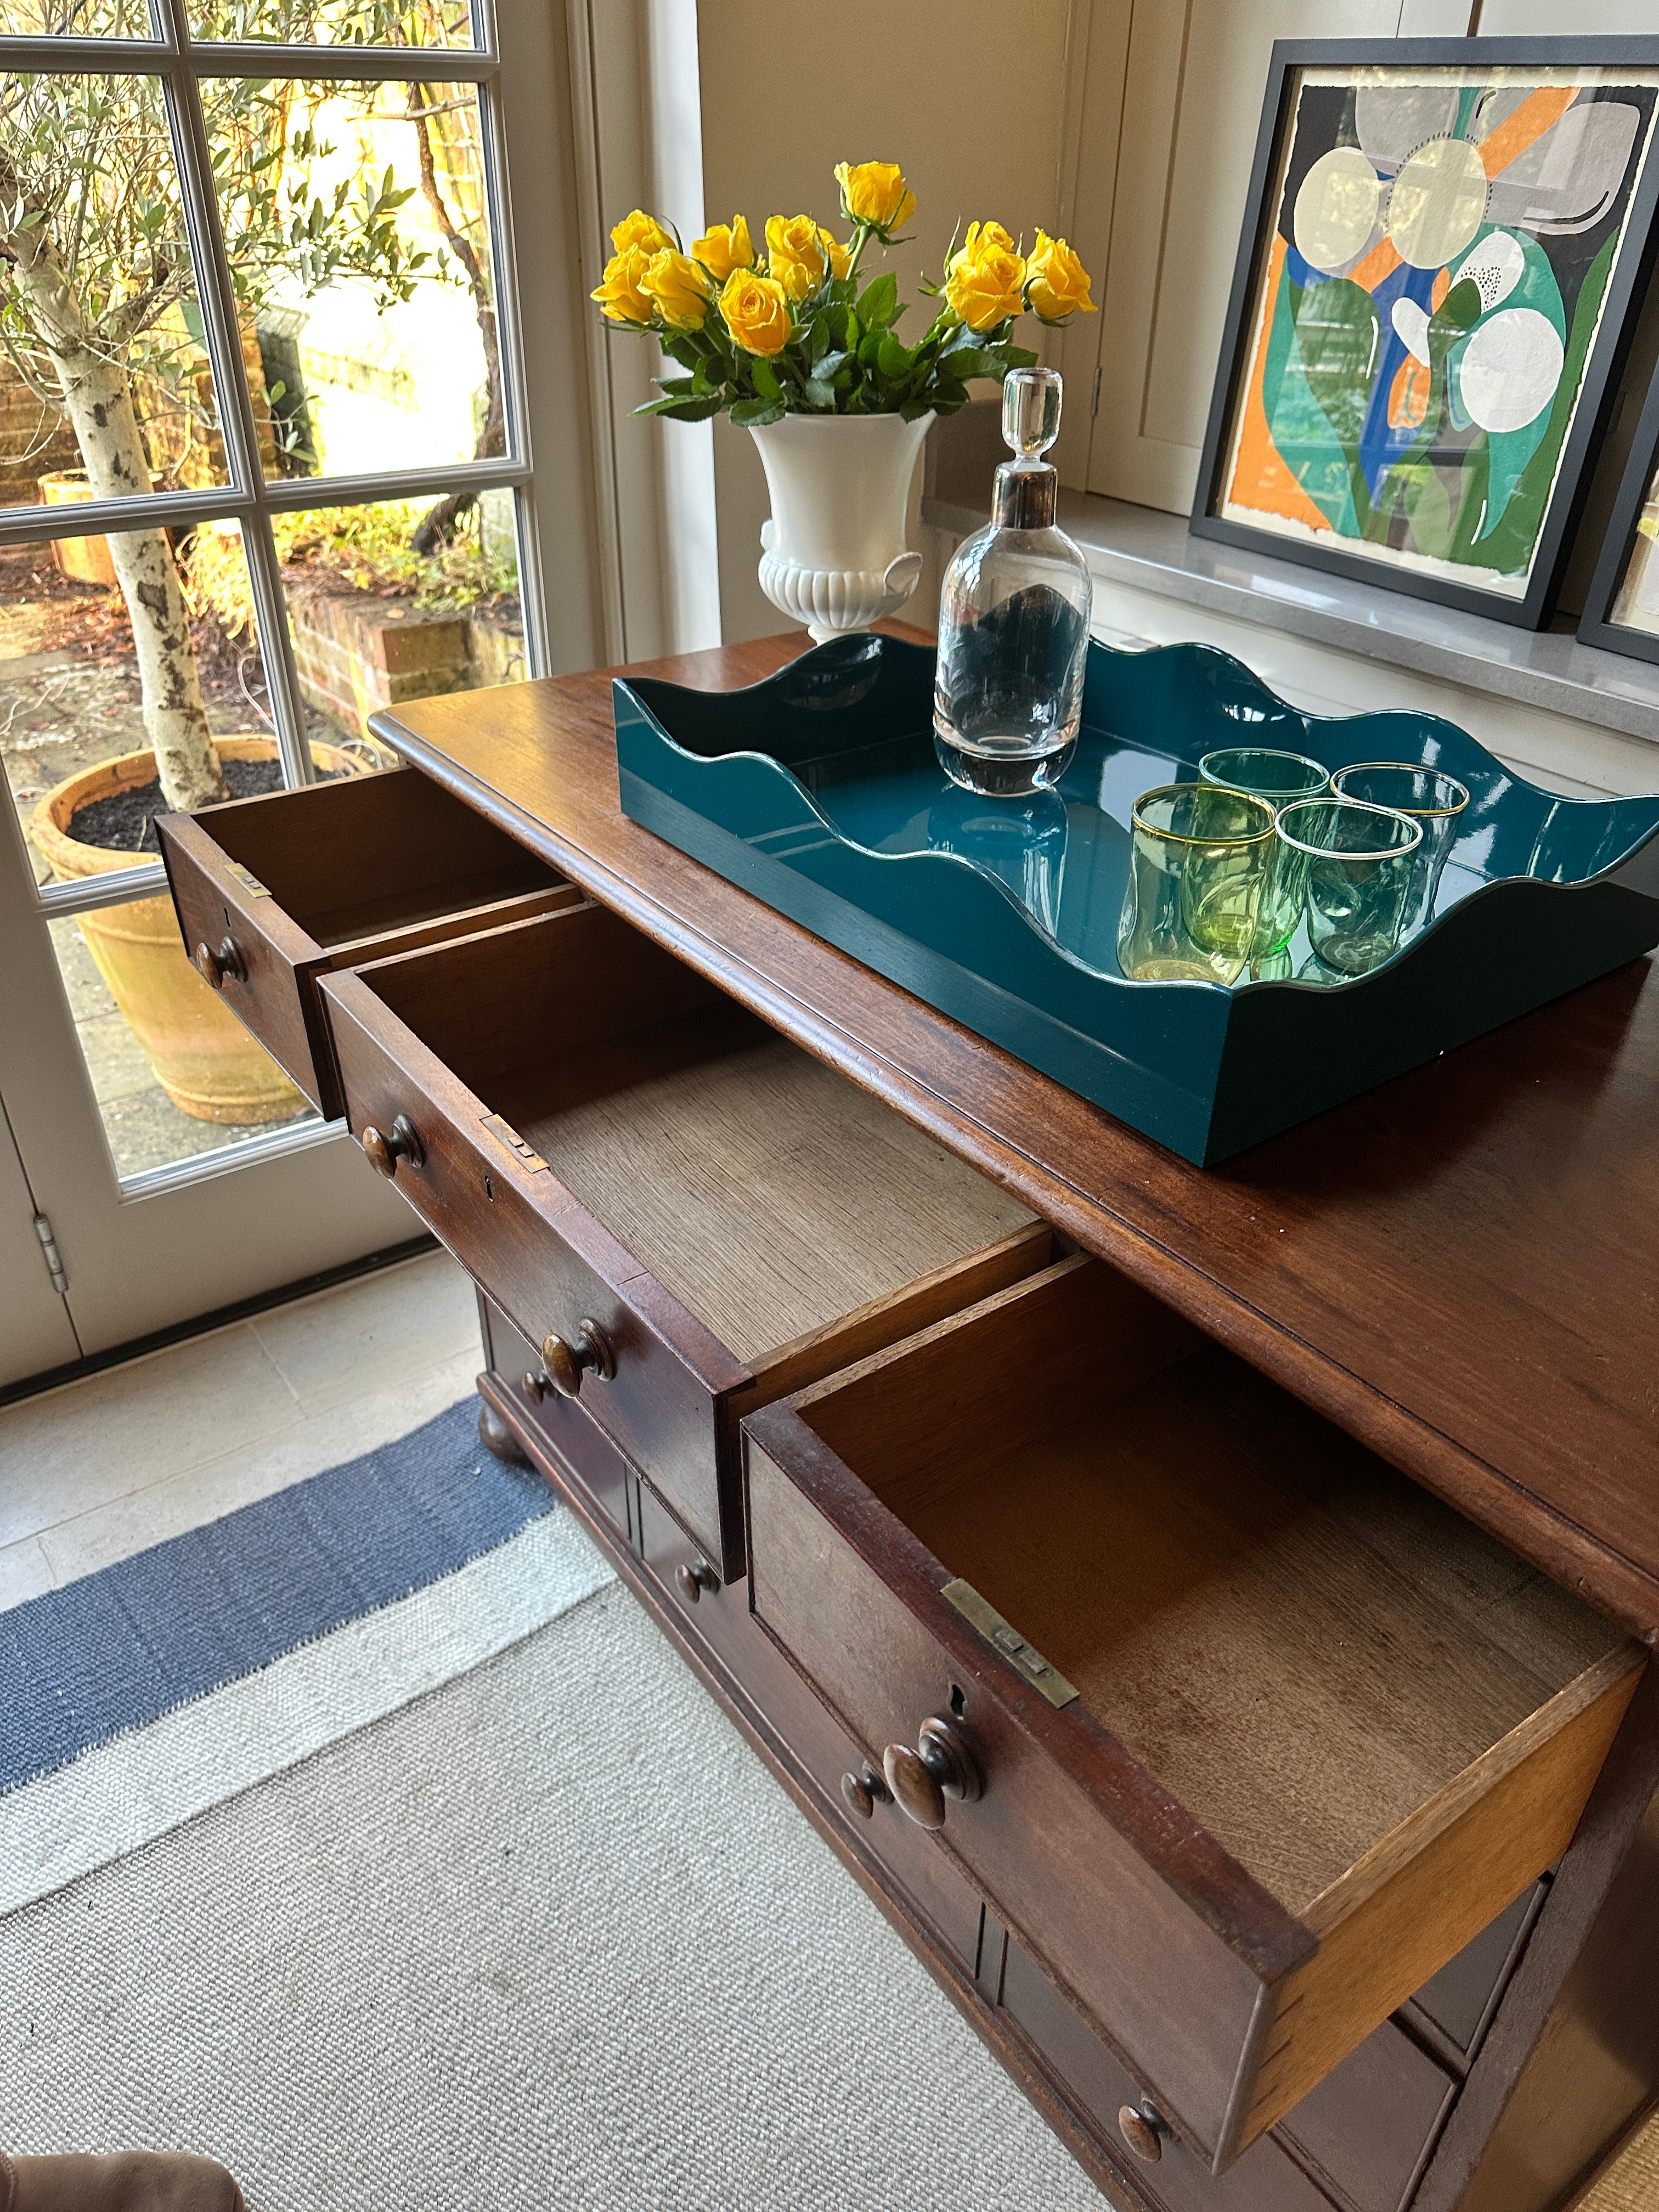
[591,159,1097,428]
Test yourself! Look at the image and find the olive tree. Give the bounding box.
[0,0,478,809]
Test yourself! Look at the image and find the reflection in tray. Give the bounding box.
[613,634,1659,1164]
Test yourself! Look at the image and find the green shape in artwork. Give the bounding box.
[1457,232,1616,575]
[1268,276,1379,537]
[1265,279,1362,537]
[1455,229,1567,537]
[1399,457,1455,562]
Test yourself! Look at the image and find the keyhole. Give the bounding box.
[949,1682,966,1718]
[483,1172,494,1202]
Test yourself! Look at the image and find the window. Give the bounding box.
[0,0,541,1184]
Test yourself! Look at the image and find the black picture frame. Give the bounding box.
[1190,37,1659,633]
[1579,360,1659,662]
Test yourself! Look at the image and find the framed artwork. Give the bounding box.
[1192,40,1659,631]
[1579,362,1659,662]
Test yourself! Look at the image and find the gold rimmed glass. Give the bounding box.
[1117,783,1278,985]
[1200,746,1330,954]
[1330,763,1470,939]
[1277,797,1423,977]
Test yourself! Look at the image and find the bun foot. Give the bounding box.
[477,1393,530,1466]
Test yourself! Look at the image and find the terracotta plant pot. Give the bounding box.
[32,736,363,1125]
[38,471,118,588]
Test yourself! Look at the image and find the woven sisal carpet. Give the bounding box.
[0,1567,1104,2210]
[1,1398,1651,2210]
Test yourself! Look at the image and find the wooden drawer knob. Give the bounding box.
[194,935,245,988]
[882,1715,980,1831]
[362,1114,425,1178]
[839,1764,891,1820]
[540,1319,616,1398]
[1118,2103,1166,2164]
[674,1558,720,1606]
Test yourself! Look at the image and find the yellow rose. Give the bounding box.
[693,214,755,283]
[944,221,1026,333]
[720,268,793,356]
[610,208,672,257]
[1026,229,1097,320]
[642,247,711,331]
[591,244,655,326]
[834,160,916,234]
[766,212,830,302]
[820,227,852,280]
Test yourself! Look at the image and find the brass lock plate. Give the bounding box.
[223,862,269,899]
[941,1578,1080,1709]
[481,1113,548,1173]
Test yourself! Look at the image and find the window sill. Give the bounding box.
[921,488,1659,760]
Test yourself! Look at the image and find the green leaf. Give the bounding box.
[653,374,700,394]
[856,272,898,329]
[876,334,912,380]
[730,396,786,428]
[802,377,836,410]
[940,345,1003,379]
[635,394,723,420]
[752,356,783,401]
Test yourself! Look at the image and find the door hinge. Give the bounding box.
[1091,363,1102,418]
[33,1213,68,1296]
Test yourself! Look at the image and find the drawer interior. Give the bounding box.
[794,1254,1635,1916]
[363,902,1041,1366]
[196,767,562,947]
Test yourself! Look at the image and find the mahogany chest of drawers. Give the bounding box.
[159,633,1659,2211]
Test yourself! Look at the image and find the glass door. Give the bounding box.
[0,0,567,1376]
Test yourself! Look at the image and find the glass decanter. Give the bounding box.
[933,366,1092,797]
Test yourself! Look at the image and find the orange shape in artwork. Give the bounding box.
[1347,236,1403,297]
[1479,86,1577,179]
[1431,267,1451,312]
[1226,233,1331,533]
[1387,354,1431,430]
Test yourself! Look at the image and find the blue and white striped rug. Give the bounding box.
[0,1397,614,1911]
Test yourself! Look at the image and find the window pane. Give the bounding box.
[0,75,228,513]
[0,4,155,33]
[2,520,352,896]
[276,491,522,751]
[47,902,317,1182]
[189,1,475,46]
[205,77,503,480]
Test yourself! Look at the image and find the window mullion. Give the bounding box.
[472,72,545,679]
[152,0,317,786]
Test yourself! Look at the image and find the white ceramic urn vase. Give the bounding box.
[749,410,935,643]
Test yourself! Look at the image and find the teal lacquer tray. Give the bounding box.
[613,634,1659,1165]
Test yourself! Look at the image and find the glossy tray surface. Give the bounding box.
[614,635,1659,1163]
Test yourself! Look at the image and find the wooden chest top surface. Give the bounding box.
[377,629,1659,1639]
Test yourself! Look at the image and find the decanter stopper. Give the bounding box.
[994,369,1062,530]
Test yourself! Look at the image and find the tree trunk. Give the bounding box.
[5,230,228,810]
[408,86,504,555]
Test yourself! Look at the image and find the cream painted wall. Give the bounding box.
[695,0,1077,640]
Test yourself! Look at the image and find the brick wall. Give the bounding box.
[0,362,80,504]
[289,583,526,739]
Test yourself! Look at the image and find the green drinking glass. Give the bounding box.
[1199,746,1331,956]
[1117,783,1278,985]
[1276,797,1423,978]
[1330,763,1470,939]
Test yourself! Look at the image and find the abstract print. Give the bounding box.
[1220,69,1659,596]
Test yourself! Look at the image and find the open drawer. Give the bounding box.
[157,766,575,1115]
[741,1254,1645,2174]
[318,900,1046,1575]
